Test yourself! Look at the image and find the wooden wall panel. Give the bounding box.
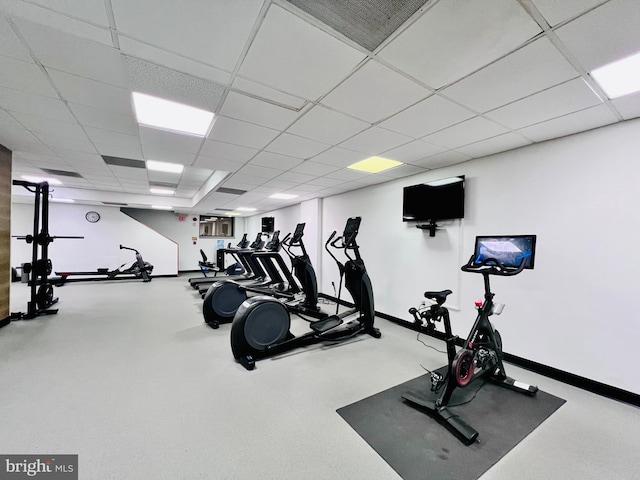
[0,144,11,321]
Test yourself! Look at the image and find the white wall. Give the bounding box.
[122,209,247,271]
[11,203,178,276]
[317,119,640,395]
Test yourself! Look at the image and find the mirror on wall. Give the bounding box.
[199,215,234,238]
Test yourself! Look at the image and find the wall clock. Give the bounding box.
[85,211,101,223]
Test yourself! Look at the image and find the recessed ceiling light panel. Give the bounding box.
[591,51,640,99]
[132,92,214,136]
[149,188,175,195]
[269,193,298,200]
[146,160,184,174]
[347,156,403,173]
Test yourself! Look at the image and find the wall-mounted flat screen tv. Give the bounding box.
[402,175,465,222]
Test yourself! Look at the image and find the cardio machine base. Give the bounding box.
[402,370,538,445]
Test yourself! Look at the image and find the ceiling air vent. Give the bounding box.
[217,187,247,195]
[41,168,83,178]
[102,156,146,168]
[286,0,429,51]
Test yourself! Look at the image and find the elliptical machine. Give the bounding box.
[403,235,538,445]
[230,216,382,371]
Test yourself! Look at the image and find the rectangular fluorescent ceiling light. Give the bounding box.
[269,193,298,200]
[236,207,257,212]
[591,51,640,99]
[149,188,175,195]
[51,198,75,203]
[146,160,184,173]
[21,175,62,185]
[348,156,403,173]
[152,205,172,210]
[132,92,214,136]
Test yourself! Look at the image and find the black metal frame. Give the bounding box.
[403,239,538,445]
[230,217,381,370]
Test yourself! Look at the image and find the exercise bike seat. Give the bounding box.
[424,289,452,305]
[310,315,342,333]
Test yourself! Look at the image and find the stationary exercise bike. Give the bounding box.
[403,235,538,445]
[229,216,381,371]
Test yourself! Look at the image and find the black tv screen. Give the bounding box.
[261,217,274,233]
[402,175,465,222]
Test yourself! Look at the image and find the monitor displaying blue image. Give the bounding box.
[473,235,536,269]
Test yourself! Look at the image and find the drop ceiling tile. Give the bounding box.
[532,0,606,26]
[555,0,640,71]
[111,0,263,72]
[108,165,148,180]
[381,139,446,163]
[68,103,139,136]
[199,140,258,163]
[378,0,541,88]
[32,131,96,153]
[208,116,280,150]
[376,164,428,179]
[265,133,329,159]
[260,179,300,190]
[321,60,430,123]
[232,77,306,110]
[139,126,203,154]
[125,56,225,112]
[485,78,603,129]
[612,91,640,120]
[286,105,369,145]
[141,145,196,165]
[193,156,245,172]
[236,164,283,180]
[220,92,301,130]
[93,142,143,160]
[455,132,532,158]
[118,37,231,86]
[28,0,110,25]
[305,176,347,187]
[412,150,472,169]
[338,126,412,155]
[379,95,476,138]
[275,171,316,184]
[0,1,112,44]
[0,56,59,97]
[442,38,580,113]
[238,4,365,100]
[48,70,133,115]
[0,17,33,61]
[249,151,304,170]
[13,18,129,87]
[422,117,509,149]
[9,112,84,138]
[310,147,367,168]
[85,127,141,151]
[323,168,370,182]
[0,87,76,121]
[293,183,329,193]
[290,161,341,176]
[517,104,619,142]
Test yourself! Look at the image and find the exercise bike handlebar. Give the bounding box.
[461,255,527,276]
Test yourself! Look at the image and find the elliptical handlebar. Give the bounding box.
[461,255,526,276]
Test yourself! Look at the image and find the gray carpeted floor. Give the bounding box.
[1,275,639,479]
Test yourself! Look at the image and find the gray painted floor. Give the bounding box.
[2,276,639,479]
